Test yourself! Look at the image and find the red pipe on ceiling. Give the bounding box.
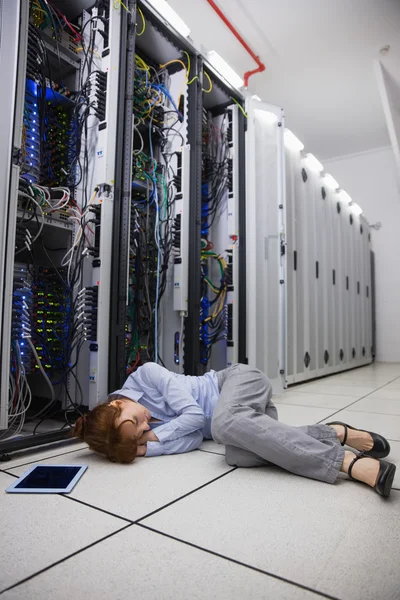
[205,0,265,88]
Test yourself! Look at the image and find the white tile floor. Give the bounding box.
[1,362,400,600]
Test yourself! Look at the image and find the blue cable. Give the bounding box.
[151,83,183,120]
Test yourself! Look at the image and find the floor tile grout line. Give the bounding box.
[1,466,241,531]
[0,523,134,596]
[0,469,397,594]
[0,445,88,471]
[6,467,399,492]
[0,469,135,523]
[1,470,19,478]
[197,448,225,456]
[60,495,134,524]
[134,467,238,525]
[315,375,400,425]
[136,523,343,600]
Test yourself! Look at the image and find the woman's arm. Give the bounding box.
[137,431,204,457]
[139,363,206,443]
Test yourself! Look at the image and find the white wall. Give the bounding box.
[325,147,400,362]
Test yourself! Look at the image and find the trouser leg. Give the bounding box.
[213,365,344,483]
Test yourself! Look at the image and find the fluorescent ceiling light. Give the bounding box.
[207,50,243,89]
[323,173,339,189]
[304,153,323,173]
[350,202,363,216]
[284,129,304,152]
[148,0,191,38]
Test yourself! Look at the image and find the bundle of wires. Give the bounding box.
[126,53,186,371]
[12,178,85,431]
[201,115,230,234]
[200,251,228,365]
[199,114,230,366]
[0,342,33,441]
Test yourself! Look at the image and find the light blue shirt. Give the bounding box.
[108,363,220,457]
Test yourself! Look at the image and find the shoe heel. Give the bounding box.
[375,461,397,498]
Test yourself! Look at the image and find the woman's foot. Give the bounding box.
[341,450,379,487]
[329,424,374,452]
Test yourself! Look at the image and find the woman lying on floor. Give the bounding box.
[72,362,396,497]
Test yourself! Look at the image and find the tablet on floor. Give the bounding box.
[5,464,88,494]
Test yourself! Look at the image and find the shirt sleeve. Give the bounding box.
[139,363,206,444]
[145,430,204,457]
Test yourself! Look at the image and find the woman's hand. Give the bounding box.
[136,444,147,457]
[138,430,159,444]
[136,430,160,457]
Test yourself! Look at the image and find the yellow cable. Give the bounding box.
[159,59,188,120]
[231,97,247,118]
[183,51,191,79]
[187,72,212,93]
[113,0,130,11]
[160,59,188,79]
[76,47,101,58]
[135,54,150,71]
[137,7,146,35]
[203,71,212,93]
[32,6,47,15]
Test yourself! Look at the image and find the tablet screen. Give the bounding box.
[15,466,82,490]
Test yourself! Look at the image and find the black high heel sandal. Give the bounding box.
[327,421,390,458]
[347,453,396,498]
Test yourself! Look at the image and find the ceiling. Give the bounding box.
[168,0,400,160]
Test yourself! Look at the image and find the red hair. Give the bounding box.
[71,402,138,463]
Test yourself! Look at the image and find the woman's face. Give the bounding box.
[109,398,151,436]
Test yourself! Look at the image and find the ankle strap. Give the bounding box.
[347,452,367,481]
[342,425,348,446]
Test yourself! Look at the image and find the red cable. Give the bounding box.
[206,0,265,87]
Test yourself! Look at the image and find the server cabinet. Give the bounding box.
[250,107,373,388]
[108,0,199,387]
[108,0,247,386]
[0,0,125,451]
[0,1,29,432]
[245,99,286,390]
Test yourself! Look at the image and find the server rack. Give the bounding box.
[245,98,286,391]
[108,0,247,388]
[0,0,127,456]
[108,0,201,387]
[199,66,245,374]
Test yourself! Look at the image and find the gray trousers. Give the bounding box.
[212,364,345,484]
